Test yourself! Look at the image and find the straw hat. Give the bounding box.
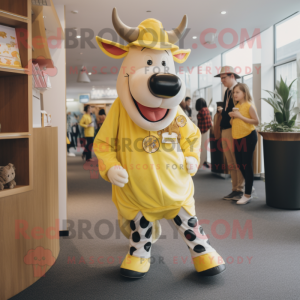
[214,66,241,79]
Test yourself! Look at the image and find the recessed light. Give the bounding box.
[193,36,197,39]
[221,11,226,14]
[77,35,81,39]
[67,98,74,102]
[43,16,45,18]
[80,53,83,55]
[88,72,92,75]
[71,10,79,14]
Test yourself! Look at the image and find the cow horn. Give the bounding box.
[166,15,188,44]
[112,8,139,43]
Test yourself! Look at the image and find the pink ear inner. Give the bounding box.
[102,42,127,56]
[174,53,187,60]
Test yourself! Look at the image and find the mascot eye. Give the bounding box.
[162,61,166,66]
[7,174,9,177]
[147,60,153,66]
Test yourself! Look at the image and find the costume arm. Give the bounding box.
[94,99,122,181]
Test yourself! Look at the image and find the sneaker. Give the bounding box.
[223,191,241,201]
[232,191,244,201]
[236,195,252,205]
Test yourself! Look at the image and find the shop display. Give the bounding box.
[94,8,226,279]
[0,163,16,190]
[0,25,22,68]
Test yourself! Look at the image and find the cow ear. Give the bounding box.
[96,37,129,59]
[172,49,191,64]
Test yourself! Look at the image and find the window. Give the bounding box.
[222,42,253,77]
[242,74,253,96]
[275,61,297,102]
[198,60,213,89]
[275,13,300,63]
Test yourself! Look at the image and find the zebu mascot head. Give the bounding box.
[96,8,190,131]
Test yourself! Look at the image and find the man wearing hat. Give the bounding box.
[214,66,244,201]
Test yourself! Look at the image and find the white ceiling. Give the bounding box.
[52,0,300,99]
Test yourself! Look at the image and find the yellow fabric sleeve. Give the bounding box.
[94,98,122,182]
[79,114,88,128]
[177,106,201,176]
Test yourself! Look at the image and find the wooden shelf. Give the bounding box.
[0,66,29,76]
[0,133,31,139]
[0,1,28,18]
[0,185,32,198]
[0,9,28,27]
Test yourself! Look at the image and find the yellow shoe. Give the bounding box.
[120,253,151,279]
[193,252,226,276]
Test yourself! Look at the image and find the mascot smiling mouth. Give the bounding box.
[128,77,169,123]
[134,100,169,123]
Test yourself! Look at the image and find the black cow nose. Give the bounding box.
[148,73,181,98]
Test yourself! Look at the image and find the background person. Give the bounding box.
[96,109,106,136]
[184,96,192,119]
[229,83,259,205]
[196,98,212,168]
[79,105,94,161]
[214,66,244,201]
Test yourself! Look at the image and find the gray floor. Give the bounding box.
[10,150,300,300]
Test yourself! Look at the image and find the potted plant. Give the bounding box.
[258,76,300,209]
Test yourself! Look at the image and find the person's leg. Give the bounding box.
[85,137,93,160]
[221,129,244,200]
[244,131,258,196]
[234,137,246,180]
[199,130,208,168]
[173,207,225,275]
[120,211,153,278]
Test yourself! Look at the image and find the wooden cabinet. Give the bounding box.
[0,0,33,198]
[0,127,59,300]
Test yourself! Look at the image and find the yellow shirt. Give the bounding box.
[94,97,201,224]
[79,114,94,137]
[232,102,256,139]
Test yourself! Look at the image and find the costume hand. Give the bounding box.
[185,156,198,174]
[107,165,129,187]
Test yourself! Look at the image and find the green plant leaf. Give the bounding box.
[291,107,300,115]
[277,76,290,104]
[275,112,284,124]
[262,98,282,113]
[288,78,298,92]
[288,114,297,127]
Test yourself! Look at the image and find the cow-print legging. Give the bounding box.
[129,207,215,259]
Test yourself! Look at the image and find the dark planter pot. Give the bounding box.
[259,132,300,210]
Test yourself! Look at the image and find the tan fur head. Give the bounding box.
[0,163,16,184]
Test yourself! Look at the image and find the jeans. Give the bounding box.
[234,130,258,195]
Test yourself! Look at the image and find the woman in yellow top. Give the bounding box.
[79,105,95,161]
[229,83,259,205]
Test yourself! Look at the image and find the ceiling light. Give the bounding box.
[193,36,197,39]
[88,72,92,75]
[80,52,83,55]
[221,11,226,14]
[77,35,81,39]
[71,10,79,14]
[67,99,74,102]
[77,66,91,83]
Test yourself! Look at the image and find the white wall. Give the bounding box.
[43,4,67,231]
[261,27,275,123]
[212,55,222,109]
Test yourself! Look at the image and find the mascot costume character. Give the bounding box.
[94,8,226,279]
